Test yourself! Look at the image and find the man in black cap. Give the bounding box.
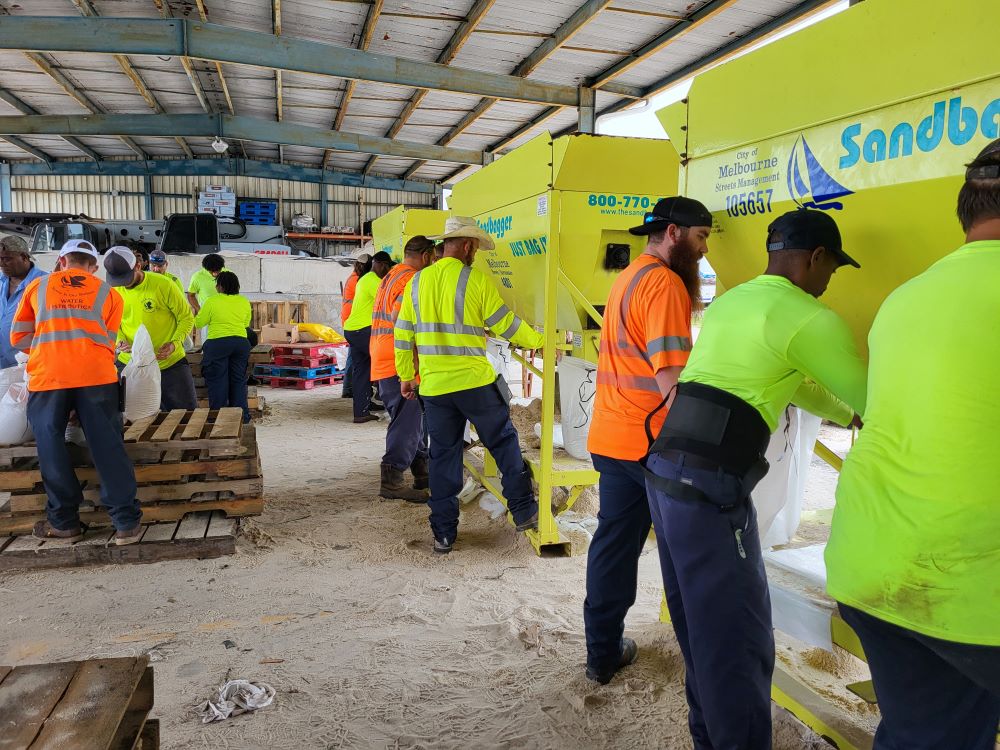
[584,196,712,685]
[643,208,867,749]
[343,250,393,422]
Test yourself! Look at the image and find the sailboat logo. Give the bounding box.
[786,135,853,211]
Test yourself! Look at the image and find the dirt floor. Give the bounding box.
[1,390,864,749]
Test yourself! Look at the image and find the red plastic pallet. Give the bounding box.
[273,354,335,368]
[265,375,342,390]
[271,342,347,357]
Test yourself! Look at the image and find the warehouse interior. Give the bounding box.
[1,0,997,748]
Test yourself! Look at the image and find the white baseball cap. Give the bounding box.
[58,239,99,259]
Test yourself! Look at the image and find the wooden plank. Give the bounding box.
[180,409,209,440]
[0,666,11,687]
[206,511,237,538]
[74,528,115,548]
[174,511,212,540]
[140,521,178,543]
[124,414,160,443]
[0,497,263,535]
[0,457,260,493]
[0,536,14,553]
[9,477,263,512]
[138,718,159,750]
[4,535,44,551]
[107,709,147,750]
[209,408,242,440]
[0,661,80,750]
[0,532,236,571]
[151,410,186,442]
[31,658,148,750]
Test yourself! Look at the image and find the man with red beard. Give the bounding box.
[584,196,711,685]
[645,208,866,749]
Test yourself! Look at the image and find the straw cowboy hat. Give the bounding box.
[428,216,495,251]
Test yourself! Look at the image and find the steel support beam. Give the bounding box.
[0,163,11,212]
[319,182,328,226]
[143,174,154,220]
[0,17,582,108]
[0,87,99,161]
[3,136,51,164]
[6,158,437,194]
[0,114,487,165]
[577,86,596,134]
[364,0,496,176]
[401,0,612,180]
[328,0,384,167]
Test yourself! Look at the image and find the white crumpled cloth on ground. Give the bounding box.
[200,680,276,723]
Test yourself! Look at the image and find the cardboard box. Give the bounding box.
[213,198,236,207]
[200,191,222,199]
[206,184,232,193]
[260,324,299,344]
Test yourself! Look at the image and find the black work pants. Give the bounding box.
[202,336,251,422]
[343,327,372,419]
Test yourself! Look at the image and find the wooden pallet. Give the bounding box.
[0,409,263,535]
[250,299,308,331]
[0,511,237,571]
[0,656,158,748]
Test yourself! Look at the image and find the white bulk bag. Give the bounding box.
[121,324,162,423]
[557,356,598,460]
[0,381,32,446]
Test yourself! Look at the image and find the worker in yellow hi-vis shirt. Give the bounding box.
[827,139,1000,750]
[103,246,197,411]
[395,217,545,555]
[644,209,866,750]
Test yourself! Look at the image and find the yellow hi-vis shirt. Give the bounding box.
[827,241,1000,646]
[394,257,544,396]
[343,271,380,332]
[679,275,867,430]
[117,270,194,370]
[193,293,252,340]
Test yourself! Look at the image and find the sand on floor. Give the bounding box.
[1,389,863,749]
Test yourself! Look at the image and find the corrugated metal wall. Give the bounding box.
[11,173,435,232]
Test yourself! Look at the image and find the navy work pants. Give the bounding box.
[646,452,773,750]
[343,327,372,419]
[838,604,1000,750]
[342,348,354,396]
[379,376,427,471]
[421,381,535,544]
[584,454,651,673]
[202,336,251,422]
[160,357,198,411]
[27,382,141,532]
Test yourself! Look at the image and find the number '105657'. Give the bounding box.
[725,189,774,217]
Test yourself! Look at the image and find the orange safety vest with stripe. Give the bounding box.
[340,272,358,326]
[370,263,416,382]
[588,254,693,461]
[10,270,124,392]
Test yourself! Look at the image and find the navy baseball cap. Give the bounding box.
[629,196,713,236]
[766,209,860,269]
[149,250,167,264]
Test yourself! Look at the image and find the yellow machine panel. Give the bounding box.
[451,133,679,360]
[657,0,1000,356]
[371,206,447,262]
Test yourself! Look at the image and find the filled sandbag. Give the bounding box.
[121,324,162,423]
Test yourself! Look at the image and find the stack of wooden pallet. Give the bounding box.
[187,344,272,416]
[0,656,159,748]
[255,341,347,390]
[0,408,262,538]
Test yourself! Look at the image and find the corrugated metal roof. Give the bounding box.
[0,0,838,184]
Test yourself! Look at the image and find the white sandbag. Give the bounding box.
[0,365,23,391]
[752,407,823,549]
[333,345,349,371]
[0,382,32,446]
[121,324,161,423]
[557,356,598,460]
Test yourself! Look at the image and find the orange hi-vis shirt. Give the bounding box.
[11,270,124,392]
[588,254,693,461]
[340,272,359,326]
[370,263,416,381]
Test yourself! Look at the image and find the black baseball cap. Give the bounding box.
[372,250,394,264]
[766,209,860,269]
[629,196,713,236]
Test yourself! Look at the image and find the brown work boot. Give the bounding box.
[114,526,143,546]
[380,464,428,503]
[410,456,429,491]
[32,520,84,544]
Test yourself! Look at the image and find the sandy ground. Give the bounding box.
[1,390,862,749]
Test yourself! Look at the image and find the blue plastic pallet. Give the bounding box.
[254,363,339,379]
[240,216,277,226]
[238,203,277,215]
[239,208,278,218]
